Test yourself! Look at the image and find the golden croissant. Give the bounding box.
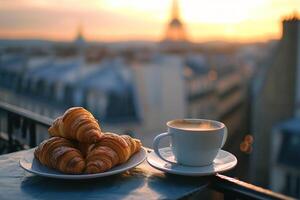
[48,107,103,143]
[85,133,142,174]
[121,135,142,155]
[34,137,85,174]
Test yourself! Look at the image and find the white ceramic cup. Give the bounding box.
[153,119,227,166]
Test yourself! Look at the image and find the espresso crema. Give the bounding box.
[169,120,219,131]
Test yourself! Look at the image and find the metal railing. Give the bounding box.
[0,101,52,152]
[0,101,294,200]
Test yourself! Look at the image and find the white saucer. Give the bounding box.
[20,148,147,180]
[147,147,237,176]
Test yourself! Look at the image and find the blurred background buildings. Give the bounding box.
[0,0,299,198]
[251,14,300,196]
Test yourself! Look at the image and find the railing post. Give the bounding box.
[7,112,13,152]
[21,118,28,139]
[29,121,36,148]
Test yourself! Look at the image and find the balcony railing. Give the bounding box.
[0,101,52,152]
[0,101,294,200]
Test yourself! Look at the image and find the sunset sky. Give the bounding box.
[0,0,299,42]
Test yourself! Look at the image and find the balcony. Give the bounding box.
[0,101,294,200]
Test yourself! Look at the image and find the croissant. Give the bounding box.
[85,133,142,174]
[121,135,142,155]
[34,137,85,174]
[48,107,103,143]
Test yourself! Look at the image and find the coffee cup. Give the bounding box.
[153,119,227,166]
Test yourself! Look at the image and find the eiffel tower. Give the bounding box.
[163,0,188,42]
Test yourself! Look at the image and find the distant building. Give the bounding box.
[160,0,190,51]
[271,118,300,199]
[0,50,248,147]
[74,24,86,48]
[163,0,187,42]
[74,24,86,56]
[129,56,186,144]
[184,54,217,119]
[251,14,300,187]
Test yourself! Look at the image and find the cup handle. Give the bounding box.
[221,126,228,148]
[153,132,177,164]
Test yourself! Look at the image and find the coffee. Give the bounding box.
[168,120,218,131]
[153,119,227,166]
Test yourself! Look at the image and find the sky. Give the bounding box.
[0,0,299,42]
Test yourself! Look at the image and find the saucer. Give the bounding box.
[147,147,237,176]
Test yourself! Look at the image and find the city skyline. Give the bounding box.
[0,0,299,42]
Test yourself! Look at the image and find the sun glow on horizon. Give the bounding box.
[0,0,299,42]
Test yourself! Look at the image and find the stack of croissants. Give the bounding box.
[34,107,142,174]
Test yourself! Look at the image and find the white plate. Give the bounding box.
[147,147,237,176]
[20,148,147,179]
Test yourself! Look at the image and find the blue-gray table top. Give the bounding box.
[0,149,209,200]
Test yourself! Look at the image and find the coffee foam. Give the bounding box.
[169,120,219,131]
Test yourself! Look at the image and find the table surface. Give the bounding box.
[0,149,210,200]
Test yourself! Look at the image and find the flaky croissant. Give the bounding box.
[121,135,142,155]
[34,137,85,174]
[85,133,142,174]
[48,107,103,143]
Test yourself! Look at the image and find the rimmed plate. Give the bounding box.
[147,147,237,176]
[20,148,147,179]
